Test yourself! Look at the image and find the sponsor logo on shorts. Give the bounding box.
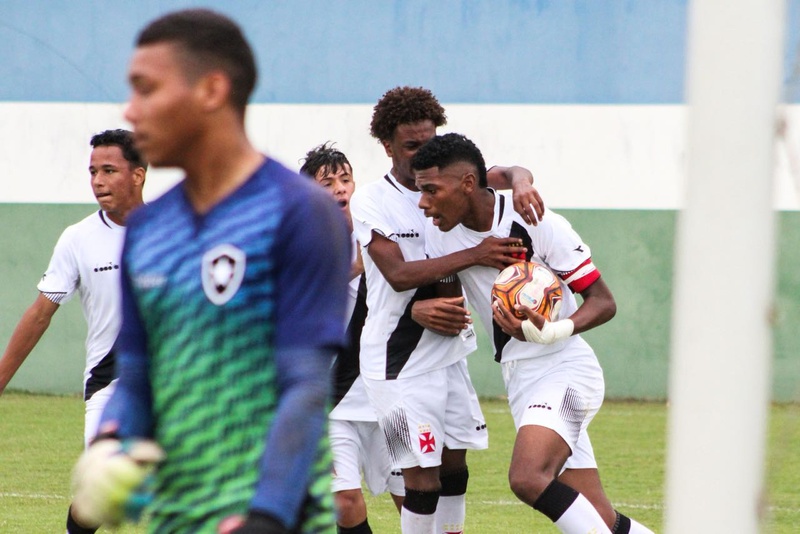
[418,423,436,454]
[528,402,553,411]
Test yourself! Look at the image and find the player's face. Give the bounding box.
[415,164,473,232]
[382,120,436,189]
[314,163,355,220]
[89,145,142,225]
[124,42,203,167]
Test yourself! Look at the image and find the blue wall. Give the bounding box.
[1,0,691,104]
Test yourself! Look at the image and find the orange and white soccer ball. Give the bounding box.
[491,261,563,320]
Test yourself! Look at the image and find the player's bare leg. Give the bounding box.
[335,488,370,532]
[510,425,610,533]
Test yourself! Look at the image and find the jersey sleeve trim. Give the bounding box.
[559,258,600,293]
[40,291,67,304]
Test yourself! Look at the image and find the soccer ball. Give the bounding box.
[491,261,563,320]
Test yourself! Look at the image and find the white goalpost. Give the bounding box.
[665,0,785,532]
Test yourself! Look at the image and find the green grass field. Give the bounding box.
[1,393,797,533]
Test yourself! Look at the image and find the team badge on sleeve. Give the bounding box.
[201,244,246,305]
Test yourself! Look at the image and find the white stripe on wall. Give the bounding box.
[1,103,798,210]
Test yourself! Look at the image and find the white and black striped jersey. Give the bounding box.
[330,233,376,421]
[37,210,124,400]
[350,172,476,381]
[424,189,600,363]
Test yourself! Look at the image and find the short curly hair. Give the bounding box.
[410,133,487,188]
[369,86,447,143]
[90,129,148,170]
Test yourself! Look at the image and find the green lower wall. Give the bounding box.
[2,205,798,401]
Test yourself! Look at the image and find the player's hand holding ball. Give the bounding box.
[71,438,164,527]
[492,300,574,345]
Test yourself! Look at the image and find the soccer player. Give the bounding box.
[70,9,351,534]
[348,86,544,534]
[300,143,404,534]
[0,128,146,534]
[413,133,654,534]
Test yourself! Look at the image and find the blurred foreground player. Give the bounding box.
[0,128,146,534]
[415,133,654,534]
[301,143,405,534]
[71,9,350,534]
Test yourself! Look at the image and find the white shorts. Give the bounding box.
[502,338,604,470]
[363,359,488,470]
[329,419,405,496]
[84,380,116,448]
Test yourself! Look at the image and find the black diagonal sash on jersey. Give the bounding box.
[385,284,438,379]
[332,274,368,407]
[85,348,116,400]
[492,195,535,362]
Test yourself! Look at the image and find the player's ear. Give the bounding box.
[381,139,393,158]
[132,167,146,187]
[462,172,477,194]
[196,71,231,112]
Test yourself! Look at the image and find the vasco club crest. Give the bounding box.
[201,244,246,305]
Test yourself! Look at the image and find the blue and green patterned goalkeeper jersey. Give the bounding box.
[103,158,351,533]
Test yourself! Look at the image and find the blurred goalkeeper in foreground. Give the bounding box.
[71,8,350,533]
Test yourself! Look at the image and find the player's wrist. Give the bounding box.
[230,511,289,533]
[521,318,574,344]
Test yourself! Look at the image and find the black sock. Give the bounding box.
[403,488,440,515]
[337,518,372,533]
[66,506,97,534]
[613,510,632,533]
[532,479,579,523]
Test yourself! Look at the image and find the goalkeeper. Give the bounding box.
[71,8,351,534]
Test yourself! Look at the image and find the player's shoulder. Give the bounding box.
[58,210,108,241]
[351,177,406,218]
[496,190,561,230]
[255,157,334,208]
[125,182,183,232]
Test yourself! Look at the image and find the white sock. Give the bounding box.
[628,517,654,534]
[554,492,612,534]
[435,495,465,534]
[401,506,436,534]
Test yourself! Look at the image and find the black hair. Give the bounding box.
[410,133,487,187]
[136,9,257,114]
[299,142,352,179]
[370,86,447,142]
[89,129,148,170]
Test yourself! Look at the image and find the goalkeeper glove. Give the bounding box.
[71,438,164,527]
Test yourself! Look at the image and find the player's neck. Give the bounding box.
[182,129,264,215]
[391,168,418,192]
[104,198,144,227]
[462,188,495,232]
